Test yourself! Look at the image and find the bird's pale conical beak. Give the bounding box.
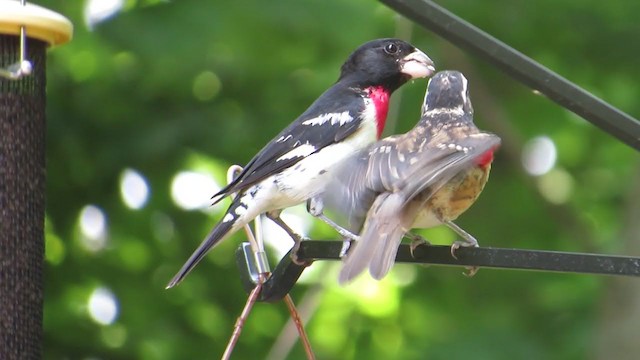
[400,49,436,79]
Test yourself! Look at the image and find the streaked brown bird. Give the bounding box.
[319,70,500,284]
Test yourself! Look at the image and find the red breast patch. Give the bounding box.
[367,86,390,139]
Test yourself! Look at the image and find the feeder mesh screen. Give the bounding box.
[0,34,47,359]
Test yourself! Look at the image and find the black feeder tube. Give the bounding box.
[0,3,72,358]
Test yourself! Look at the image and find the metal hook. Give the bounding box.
[0,0,33,80]
[226,165,271,284]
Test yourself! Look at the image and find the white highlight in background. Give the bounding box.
[522,136,557,176]
[120,168,150,210]
[79,205,107,252]
[171,171,219,210]
[262,205,312,259]
[88,287,119,325]
[84,0,124,29]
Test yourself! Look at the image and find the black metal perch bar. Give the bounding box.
[380,0,640,151]
[237,241,640,302]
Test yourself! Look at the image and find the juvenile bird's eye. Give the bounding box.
[384,43,399,54]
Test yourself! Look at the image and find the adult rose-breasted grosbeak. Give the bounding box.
[321,70,500,284]
[166,39,435,288]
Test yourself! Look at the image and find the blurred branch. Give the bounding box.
[282,294,315,360]
[222,274,265,360]
[267,272,325,360]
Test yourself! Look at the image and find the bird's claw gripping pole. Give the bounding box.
[223,165,314,360]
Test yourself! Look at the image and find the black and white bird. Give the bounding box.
[166,39,435,288]
[320,71,500,284]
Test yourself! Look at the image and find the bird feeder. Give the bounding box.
[0,1,71,358]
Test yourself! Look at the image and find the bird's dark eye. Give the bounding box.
[384,43,399,55]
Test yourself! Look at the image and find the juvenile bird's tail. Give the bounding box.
[339,193,407,284]
[166,199,247,289]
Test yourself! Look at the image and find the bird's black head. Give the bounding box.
[422,70,473,115]
[338,38,435,92]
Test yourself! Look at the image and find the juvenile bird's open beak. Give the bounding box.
[400,49,436,79]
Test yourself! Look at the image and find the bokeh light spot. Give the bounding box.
[346,278,400,318]
[78,205,107,252]
[537,168,574,204]
[84,0,124,29]
[192,71,222,102]
[68,51,98,82]
[118,240,151,272]
[120,168,150,210]
[187,304,227,338]
[101,324,127,348]
[522,136,557,176]
[389,264,417,287]
[88,287,119,325]
[170,171,219,210]
[44,233,66,265]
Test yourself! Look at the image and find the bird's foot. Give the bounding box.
[339,238,355,258]
[307,197,359,241]
[335,227,359,242]
[404,232,431,258]
[289,237,313,266]
[449,239,478,259]
[450,240,479,277]
[462,266,479,277]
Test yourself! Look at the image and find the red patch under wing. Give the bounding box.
[475,148,495,168]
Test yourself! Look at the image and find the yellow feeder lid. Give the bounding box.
[0,0,73,46]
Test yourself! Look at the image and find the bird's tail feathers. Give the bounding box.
[166,201,246,289]
[338,193,405,284]
[368,194,408,280]
[210,193,225,206]
[368,225,406,281]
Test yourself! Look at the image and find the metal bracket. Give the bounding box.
[0,0,33,80]
[236,240,640,302]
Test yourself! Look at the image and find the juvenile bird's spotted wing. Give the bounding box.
[366,133,500,280]
[392,133,501,206]
[333,132,500,283]
[323,131,500,232]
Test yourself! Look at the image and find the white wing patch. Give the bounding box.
[276,134,293,143]
[302,111,353,127]
[234,206,247,216]
[276,142,317,162]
